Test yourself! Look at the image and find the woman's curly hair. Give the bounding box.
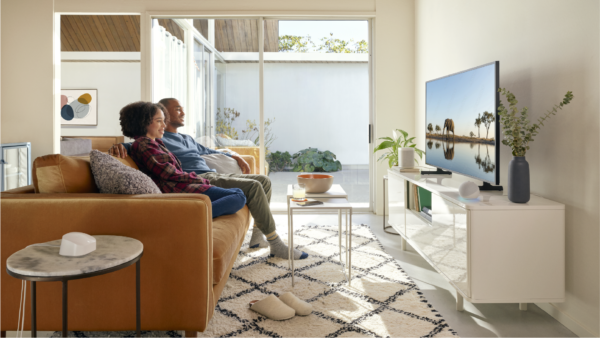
[119,101,169,138]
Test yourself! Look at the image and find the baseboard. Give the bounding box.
[535,302,598,337]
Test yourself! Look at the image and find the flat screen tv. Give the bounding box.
[425,61,500,185]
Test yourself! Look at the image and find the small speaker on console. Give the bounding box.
[459,181,480,199]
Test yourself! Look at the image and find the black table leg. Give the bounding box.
[136,260,140,338]
[62,280,68,338]
[31,281,36,338]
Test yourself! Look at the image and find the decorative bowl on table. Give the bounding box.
[297,174,334,193]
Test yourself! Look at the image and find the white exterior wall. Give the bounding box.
[224,62,369,165]
[60,62,141,137]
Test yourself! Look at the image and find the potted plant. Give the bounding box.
[374,129,424,169]
[497,88,574,203]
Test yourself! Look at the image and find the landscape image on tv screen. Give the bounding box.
[426,63,497,183]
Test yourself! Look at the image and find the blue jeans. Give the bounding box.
[203,187,246,218]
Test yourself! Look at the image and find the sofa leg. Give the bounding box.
[185,331,198,337]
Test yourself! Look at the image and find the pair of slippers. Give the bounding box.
[249,292,312,320]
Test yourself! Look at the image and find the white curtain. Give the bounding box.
[152,20,187,106]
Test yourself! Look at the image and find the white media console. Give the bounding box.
[387,169,565,311]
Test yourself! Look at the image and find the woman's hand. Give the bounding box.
[109,144,128,158]
[231,155,251,174]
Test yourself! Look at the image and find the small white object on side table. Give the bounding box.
[6,235,143,337]
[286,184,353,286]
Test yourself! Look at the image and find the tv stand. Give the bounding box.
[420,168,452,175]
[386,169,565,311]
[479,182,503,191]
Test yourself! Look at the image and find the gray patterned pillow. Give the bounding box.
[89,150,161,194]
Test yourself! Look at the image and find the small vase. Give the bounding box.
[508,156,530,203]
[399,148,415,168]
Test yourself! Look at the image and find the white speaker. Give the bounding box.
[459,181,480,199]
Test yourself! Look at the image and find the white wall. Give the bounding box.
[223,63,369,164]
[374,0,415,214]
[1,0,56,161]
[415,0,599,336]
[60,62,141,137]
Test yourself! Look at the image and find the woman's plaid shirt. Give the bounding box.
[131,136,212,193]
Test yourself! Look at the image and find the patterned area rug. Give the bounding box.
[54,224,458,338]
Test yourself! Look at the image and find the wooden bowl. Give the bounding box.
[297,174,334,193]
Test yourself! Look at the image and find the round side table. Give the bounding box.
[6,235,143,338]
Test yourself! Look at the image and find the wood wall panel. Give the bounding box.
[61,16,279,53]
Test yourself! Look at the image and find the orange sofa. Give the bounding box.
[1,154,255,334]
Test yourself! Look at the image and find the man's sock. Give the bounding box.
[267,232,308,260]
[249,226,268,248]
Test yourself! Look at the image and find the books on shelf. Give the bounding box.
[391,166,421,173]
[295,198,324,206]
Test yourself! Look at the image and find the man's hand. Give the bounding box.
[231,155,251,174]
[108,143,128,158]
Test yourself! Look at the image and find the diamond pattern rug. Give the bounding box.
[53,224,458,337]
[200,224,458,338]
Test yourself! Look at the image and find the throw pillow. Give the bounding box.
[201,154,242,174]
[89,150,161,194]
[33,154,98,193]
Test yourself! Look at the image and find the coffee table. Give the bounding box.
[287,184,353,286]
[6,235,143,337]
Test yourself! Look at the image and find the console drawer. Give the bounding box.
[388,174,406,235]
[409,193,469,297]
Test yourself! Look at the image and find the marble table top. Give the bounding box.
[7,235,143,277]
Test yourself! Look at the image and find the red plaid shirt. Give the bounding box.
[131,136,212,193]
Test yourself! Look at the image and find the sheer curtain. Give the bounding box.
[152,19,187,107]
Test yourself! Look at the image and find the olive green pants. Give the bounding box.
[199,173,276,234]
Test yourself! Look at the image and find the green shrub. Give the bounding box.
[267,151,292,172]
[292,147,342,172]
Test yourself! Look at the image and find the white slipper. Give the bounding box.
[278,292,313,316]
[249,295,295,320]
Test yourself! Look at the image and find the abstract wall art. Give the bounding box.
[61,89,98,126]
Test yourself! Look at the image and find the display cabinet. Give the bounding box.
[1,142,31,192]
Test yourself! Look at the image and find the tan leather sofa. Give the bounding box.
[1,154,256,334]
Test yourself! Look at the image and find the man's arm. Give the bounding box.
[109,143,132,158]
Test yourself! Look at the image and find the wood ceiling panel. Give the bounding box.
[61,16,279,53]
[104,16,127,51]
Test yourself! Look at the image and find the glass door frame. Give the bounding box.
[143,14,376,212]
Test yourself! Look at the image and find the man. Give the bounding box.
[110,98,307,260]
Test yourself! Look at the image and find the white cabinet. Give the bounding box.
[387,170,565,308]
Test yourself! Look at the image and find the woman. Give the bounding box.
[119,101,246,218]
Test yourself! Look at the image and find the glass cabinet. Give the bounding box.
[1,142,31,192]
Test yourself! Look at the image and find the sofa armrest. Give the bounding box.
[240,154,255,174]
[1,193,215,331]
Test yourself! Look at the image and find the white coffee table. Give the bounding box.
[287,184,353,286]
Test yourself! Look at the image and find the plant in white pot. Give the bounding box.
[374,129,423,169]
[498,88,574,203]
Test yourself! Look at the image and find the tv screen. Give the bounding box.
[425,61,500,185]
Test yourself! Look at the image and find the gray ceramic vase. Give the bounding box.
[508,156,530,203]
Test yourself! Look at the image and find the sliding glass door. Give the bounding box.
[150,17,372,210]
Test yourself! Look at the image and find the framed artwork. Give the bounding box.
[61,89,98,126]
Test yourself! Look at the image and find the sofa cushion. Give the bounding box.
[90,150,161,195]
[201,154,242,174]
[211,206,250,284]
[33,154,99,193]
